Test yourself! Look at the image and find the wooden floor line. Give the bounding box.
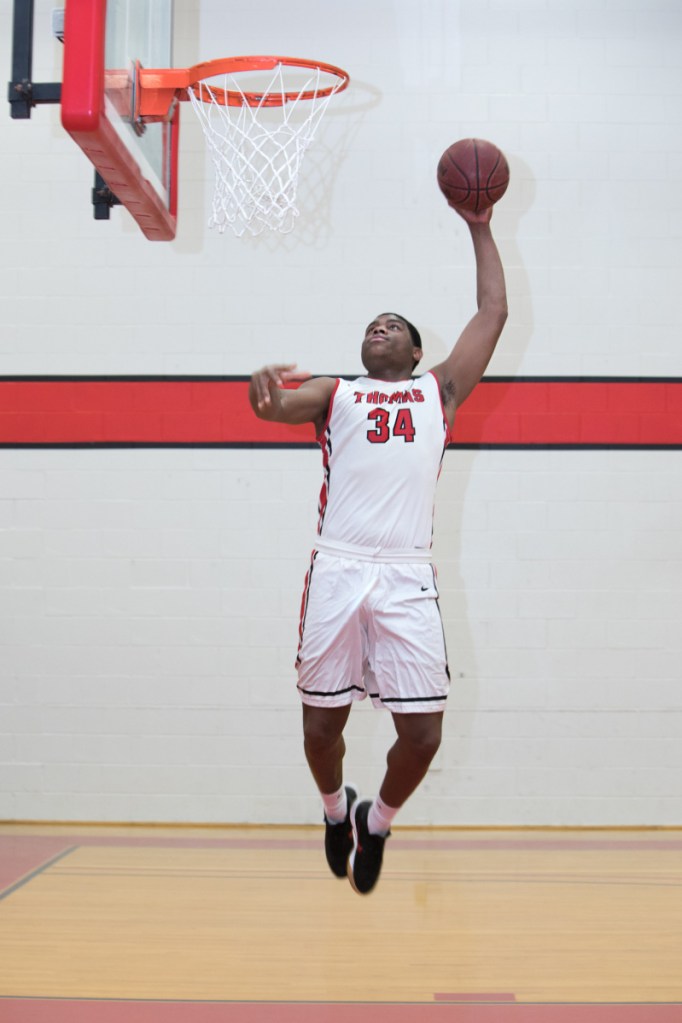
[1,996,682,1005]
[388,874,682,889]
[46,867,682,890]
[0,846,78,902]
[4,832,682,851]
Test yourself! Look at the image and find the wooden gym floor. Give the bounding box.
[1,823,681,1022]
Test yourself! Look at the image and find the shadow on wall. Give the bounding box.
[430,152,535,804]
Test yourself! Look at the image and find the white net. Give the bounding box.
[187,63,344,237]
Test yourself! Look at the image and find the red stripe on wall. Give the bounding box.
[456,380,682,447]
[0,378,680,447]
[0,379,311,446]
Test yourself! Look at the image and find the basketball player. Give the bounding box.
[249,204,507,894]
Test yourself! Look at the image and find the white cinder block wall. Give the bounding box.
[0,0,681,825]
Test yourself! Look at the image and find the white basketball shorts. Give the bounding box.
[295,550,450,713]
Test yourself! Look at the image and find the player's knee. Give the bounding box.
[302,706,348,755]
[412,731,441,766]
[398,717,442,765]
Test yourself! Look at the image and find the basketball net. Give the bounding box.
[187,63,346,237]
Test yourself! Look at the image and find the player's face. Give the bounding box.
[361,314,422,378]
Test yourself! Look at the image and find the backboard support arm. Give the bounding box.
[8,0,62,118]
[92,172,123,220]
[8,0,125,221]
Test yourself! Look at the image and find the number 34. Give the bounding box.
[366,407,416,444]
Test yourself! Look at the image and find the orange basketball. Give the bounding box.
[437,138,510,213]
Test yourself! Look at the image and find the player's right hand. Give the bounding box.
[451,203,494,225]
[250,364,311,410]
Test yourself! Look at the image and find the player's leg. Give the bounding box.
[297,555,371,877]
[348,710,443,895]
[302,703,352,794]
[347,561,448,893]
[380,710,443,807]
[302,703,358,878]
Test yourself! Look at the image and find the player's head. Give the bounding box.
[361,313,423,376]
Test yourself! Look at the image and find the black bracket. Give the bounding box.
[8,0,62,118]
[92,173,122,220]
[8,79,61,117]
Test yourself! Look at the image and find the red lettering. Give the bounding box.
[358,389,421,405]
[367,407,390,443]
[393,408,416,442]
[366,407,416,444]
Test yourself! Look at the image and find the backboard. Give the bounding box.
[61,0,178,241]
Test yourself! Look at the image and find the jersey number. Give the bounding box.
[367,407,416,444]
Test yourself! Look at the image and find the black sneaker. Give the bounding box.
[324,785,358,878]
[347,800,390,895]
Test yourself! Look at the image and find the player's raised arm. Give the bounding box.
[430,206,508,425]
[249,364,336,432]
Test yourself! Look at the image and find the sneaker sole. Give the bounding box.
[347,799,363,894]
[340,785,359,881]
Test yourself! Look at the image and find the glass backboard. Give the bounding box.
[61,0,178,241]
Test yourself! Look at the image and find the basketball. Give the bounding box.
[437,138,510,213]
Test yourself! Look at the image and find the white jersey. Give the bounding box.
[315,370,451,551]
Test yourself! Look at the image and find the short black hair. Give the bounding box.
[379,312,422,372]
[381,312,422,349]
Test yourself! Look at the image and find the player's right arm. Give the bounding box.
[249,364,336,432]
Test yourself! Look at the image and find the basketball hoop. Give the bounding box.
[135,57,350,237]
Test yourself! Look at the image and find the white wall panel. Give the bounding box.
[0,0,680,824]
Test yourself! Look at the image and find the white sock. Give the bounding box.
[368,795,398,836]
[322,786,347,824]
